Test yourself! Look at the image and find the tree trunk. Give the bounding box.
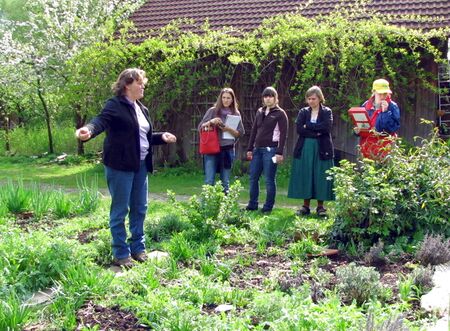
[5,117,10,152]
[36,77,54,154]
[75,104,86,155]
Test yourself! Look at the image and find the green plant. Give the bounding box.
[167,181,245,242]
[50,263,114,329]
[53,190,74,218]
[0,291,31,331]
[29,183,53,220]
[74,174,100,215]
[286,237,323,259]
[398,274,416,303]
[410,266,433,295]
[145,213,191,242]
[415,233,450,266]
[331,128,450,248]
[164,233,194,262]
[336,263,383,306]
[90,228,113,266]
[4,179,30,214]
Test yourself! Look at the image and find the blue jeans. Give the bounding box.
[105,161,148,259]
[203,149,235,192]
[248,147,278,211]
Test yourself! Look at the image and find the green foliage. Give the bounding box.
[336,263,383,306]
[331,129,450,248]
[145,213,191,242]
[53,190,74,219]
[167,181,246,242]
[3,179,30,214]
[74,174,100,215]
[0,229,78,298]
[49,263,114,329]
[89,228,113,266]
[0,290,31,331]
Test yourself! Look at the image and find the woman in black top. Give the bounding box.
[288,86,334,217]
[76,68,177,267]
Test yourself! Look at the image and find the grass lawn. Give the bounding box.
[0,156,314,208]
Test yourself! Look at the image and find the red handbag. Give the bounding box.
[199,126,220,154]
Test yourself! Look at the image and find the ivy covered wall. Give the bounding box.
[67,8,449,163]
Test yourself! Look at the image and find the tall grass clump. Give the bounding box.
[29,183,54,220]
[3,179,30,214]
[74,174,100,215]
[0,291,31,331]
[53,190,74,219]
[331,126,450,248]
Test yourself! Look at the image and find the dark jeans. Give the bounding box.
[248,147,278,211]
[105,161,148,259]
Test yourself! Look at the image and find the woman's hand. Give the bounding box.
[274,154,284,164]
[75,127,91,141]
[380,100,389,112]
[210,118,223,126]
[162,132,177,143]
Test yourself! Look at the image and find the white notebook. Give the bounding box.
[223,115,241,140]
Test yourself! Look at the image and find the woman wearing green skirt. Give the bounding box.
[288,86,334,217]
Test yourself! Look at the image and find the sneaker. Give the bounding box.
[131,251,148,263]
[261,208,272,214]
[316,206,327,217]
[245,206,258,211]
[113,256,134,268]
[296,205,310,216]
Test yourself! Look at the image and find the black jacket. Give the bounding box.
[86,96,165,173]
[293,105,334,160]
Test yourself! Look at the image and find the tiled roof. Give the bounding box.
[128,0,450,42]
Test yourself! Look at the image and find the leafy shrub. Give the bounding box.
[90,228,113,266]
[286,237,323,259]
[331,129,450,248]
[167,181,246,242]
[335,263,383,306]
[415,233,450,266]
[0,230,77,297]
[364,240,388,267]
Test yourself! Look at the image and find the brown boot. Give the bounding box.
[113,256,135,268]
[131,251,148,263]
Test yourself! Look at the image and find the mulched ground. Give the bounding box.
[73,244,417,329]
[76,228,99,244]
[76,301,150,331]
[216,244,411,297]
[14,212,56,231]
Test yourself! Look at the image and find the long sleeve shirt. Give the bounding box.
[247,105,288,156]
